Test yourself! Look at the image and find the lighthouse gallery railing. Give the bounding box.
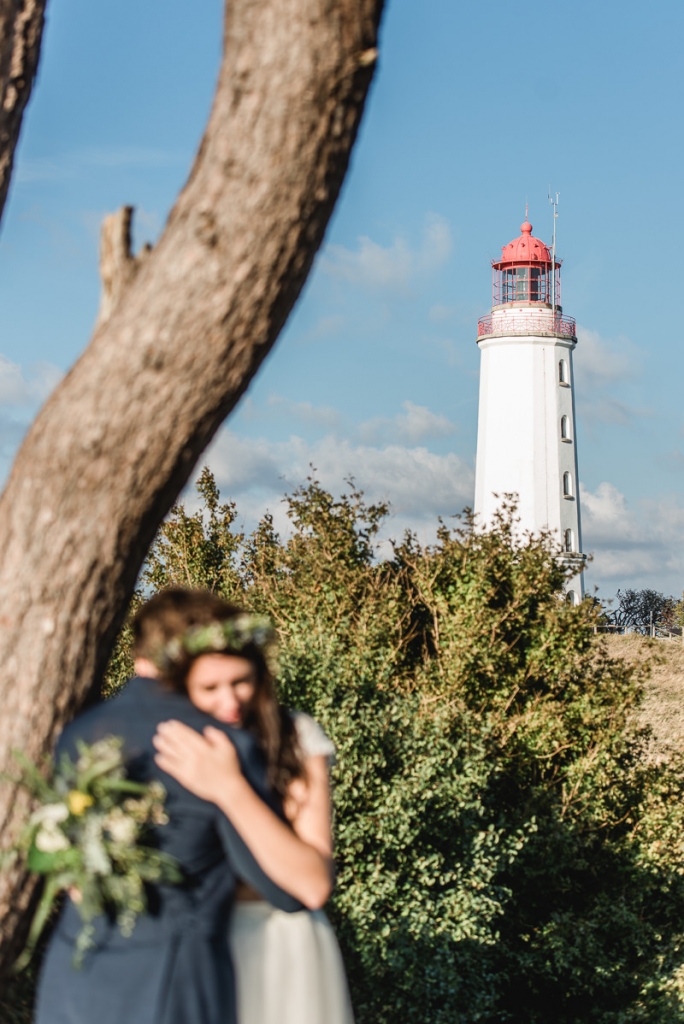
[477,313,576,339]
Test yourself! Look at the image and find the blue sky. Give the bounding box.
[1,0,684,597]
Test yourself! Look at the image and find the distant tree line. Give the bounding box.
[604,588,684,635]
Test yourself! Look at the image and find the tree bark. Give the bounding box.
[0,0,47,225]
[0,0,383,969]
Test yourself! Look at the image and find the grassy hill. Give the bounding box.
[605,634,684,759]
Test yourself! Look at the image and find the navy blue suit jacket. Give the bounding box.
[35,676,302,1024]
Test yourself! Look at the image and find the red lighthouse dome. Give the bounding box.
[490,217,561,308]
[495,221,552,267]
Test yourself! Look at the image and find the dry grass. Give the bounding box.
[604,634,684,759]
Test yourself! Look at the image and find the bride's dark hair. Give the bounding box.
[132,588,304,800]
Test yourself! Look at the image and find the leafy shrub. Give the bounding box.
[101,470,684,1021]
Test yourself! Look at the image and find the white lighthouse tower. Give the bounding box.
[473,214,584,601]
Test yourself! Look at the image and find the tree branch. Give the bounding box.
[0,0,47,225]
[0,0,383,968]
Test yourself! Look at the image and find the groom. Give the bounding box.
[35,589,302,1024]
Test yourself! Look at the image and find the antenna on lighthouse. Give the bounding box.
[548,188,560,314]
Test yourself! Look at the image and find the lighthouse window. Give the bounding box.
[564,528,574,552]
[563,472,572,497]
[529,266,541,301]
[560,415,570,440]
[558,359,568,384]
[515,267,528,301]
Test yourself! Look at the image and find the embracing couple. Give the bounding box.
[35,588,354,1024]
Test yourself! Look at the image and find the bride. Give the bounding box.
[146,601,354,1024]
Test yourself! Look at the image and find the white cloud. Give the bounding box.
[266,395,341,431]
[204,432,283,494]
[321,214,452,291]
[574,326,635,386]
[301,315,345,343]
[0,357,62,407]
[358,400,457,444]
[581,480,684,593]
[236,396,457,446]
[581,482,632,543]
[200,428,474,544]
[574,326,647,426]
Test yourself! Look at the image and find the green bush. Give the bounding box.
[24,469,684,1023]
[103,470,684,1021]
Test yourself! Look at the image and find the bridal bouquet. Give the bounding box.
[3,735,182,969]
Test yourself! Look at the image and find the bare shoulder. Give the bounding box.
[291,711,335,761]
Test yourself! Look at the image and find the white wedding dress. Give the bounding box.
[229,713,355,1024]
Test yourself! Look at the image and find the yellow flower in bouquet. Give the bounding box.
[67,790,94,816]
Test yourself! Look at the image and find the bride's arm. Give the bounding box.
[153,720,333,910]
[285,754,333,860]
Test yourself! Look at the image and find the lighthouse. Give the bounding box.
[473,214,584,601]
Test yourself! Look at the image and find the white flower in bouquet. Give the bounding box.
[30,801,69,826]
[104,807,137,845]
[34,823,71,853]
[30,801,71,853]
[6,735,182,971]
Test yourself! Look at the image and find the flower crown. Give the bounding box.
[156,614,278,675]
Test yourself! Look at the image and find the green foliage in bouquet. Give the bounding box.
[98,469,684,1024]
[5,736,181,970]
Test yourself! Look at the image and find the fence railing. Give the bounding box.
[477,312,577,339]
[593,624,683,641]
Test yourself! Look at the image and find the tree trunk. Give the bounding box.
[0,0,47,224]
[0,0,383,970]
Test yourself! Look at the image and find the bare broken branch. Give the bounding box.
[96,206,151,329]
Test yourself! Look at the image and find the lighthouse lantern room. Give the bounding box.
[473,216,584,601]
